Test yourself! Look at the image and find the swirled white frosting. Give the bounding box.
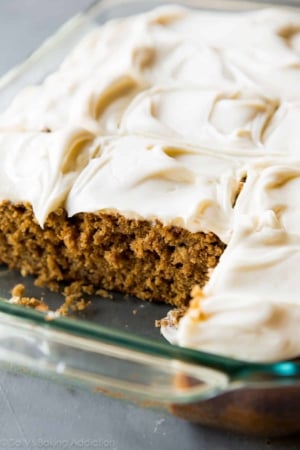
[1,5,300,361]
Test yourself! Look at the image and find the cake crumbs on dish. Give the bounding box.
[10,283,49,312]
[155,307,186,329]
[57,292,91,316]
[8,282,91,316]
[96,288,113,300]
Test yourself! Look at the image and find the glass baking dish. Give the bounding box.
[1,0,300,437]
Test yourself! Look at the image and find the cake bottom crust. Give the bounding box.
[0,201,225,307]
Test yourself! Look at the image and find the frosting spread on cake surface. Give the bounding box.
[0,5,300,361]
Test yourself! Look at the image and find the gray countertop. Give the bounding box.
[0,1,300,449]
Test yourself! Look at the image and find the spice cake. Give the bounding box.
[0,5,300,361]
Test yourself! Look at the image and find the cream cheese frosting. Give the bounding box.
[163,210,300,362]
[66,135,240,241]
[0,5,300,361]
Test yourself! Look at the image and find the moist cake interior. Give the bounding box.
[0,201,224,306]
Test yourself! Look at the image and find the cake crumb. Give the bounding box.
[155,307,186,328]
[96,288,113,299]
[11,283,25,298]
[9,283,49,312]
[57,291,91,316]
[8,283,91,316]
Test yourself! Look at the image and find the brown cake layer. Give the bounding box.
[0,201,225,306]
